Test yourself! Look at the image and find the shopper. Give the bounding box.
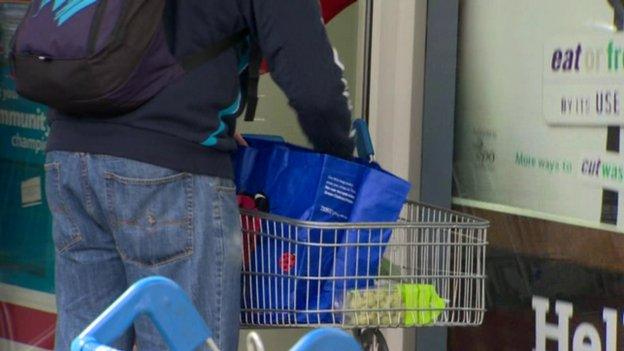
[39,0,353,350]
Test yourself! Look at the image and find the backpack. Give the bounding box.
[9,0,260,119]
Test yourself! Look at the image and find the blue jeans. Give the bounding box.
[45,151,242,350]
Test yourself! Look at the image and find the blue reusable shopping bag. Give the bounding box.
[234,136,287,196]
[235,137,410,324]
[322,164,412,306]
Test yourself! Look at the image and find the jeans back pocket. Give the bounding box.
[105,171,194,267]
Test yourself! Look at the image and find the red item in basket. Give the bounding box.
[279,252,297,273]
[238,195,261,269]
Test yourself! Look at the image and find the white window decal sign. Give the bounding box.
[533,296,617,351]
[544,35,624,126]
[20,176,42,208]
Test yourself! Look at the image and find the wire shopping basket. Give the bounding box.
[240,201,488,329]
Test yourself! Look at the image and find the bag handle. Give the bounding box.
[353,119,375,162]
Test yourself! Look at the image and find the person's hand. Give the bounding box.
[234,133,248,147]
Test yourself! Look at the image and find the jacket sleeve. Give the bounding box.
[239,0,354,158]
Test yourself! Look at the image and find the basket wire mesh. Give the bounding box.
[239,201,488,328]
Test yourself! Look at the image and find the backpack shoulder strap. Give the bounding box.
[179,29,262,122]
[244,40,262,122]
[180,29,250,71]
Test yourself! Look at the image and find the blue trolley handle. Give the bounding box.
[290,329,362,351]
[71,276,218,351]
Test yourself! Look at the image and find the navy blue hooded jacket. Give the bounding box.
[46,0,354,179]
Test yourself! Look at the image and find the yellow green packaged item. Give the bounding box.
[401,284,446,326]
[344,283,446,326]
